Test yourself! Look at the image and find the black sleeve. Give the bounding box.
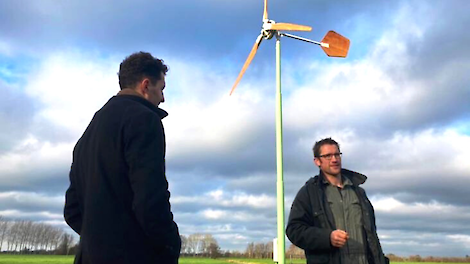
[286,185,333,251]
[64,168,82,235]
[361,187,388,264]
[361,188,378,231]
[124,110,181,256]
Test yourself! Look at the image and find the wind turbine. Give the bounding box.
[229,1,350,264]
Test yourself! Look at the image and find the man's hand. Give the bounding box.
[330,229,349,248]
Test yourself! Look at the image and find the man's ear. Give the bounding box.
[143,78,150,90]
[314,158,321,167]
[138,78,150,95]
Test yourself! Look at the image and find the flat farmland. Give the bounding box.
[0,255,469,264]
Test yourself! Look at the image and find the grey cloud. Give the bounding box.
[0,78,77,156]
[0,0,259,58]
[403,1,470,79]
[0,164,70,195]
[167,119,277,178]
[367,1,470,132]
[32,121,79,145]
[379,230,470,257]
[376,206,470,235]
[365,171,470,206]
[226,174,277,195]
[0,81,38,154]
[0,192,63,214]
[0,0,397,62]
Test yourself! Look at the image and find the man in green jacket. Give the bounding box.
[286,138,389,264]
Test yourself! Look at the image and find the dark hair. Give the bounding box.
[118,51,168,90]
[313,137,340,158]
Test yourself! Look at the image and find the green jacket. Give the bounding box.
[286,169,389,264]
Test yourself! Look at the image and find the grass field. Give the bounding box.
[0,255,469,264]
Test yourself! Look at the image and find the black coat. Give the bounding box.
[286,169,389,264]
[64,94,181,264]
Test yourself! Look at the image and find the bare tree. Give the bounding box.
[187,233,204,256]
[18,220,34,252]
[183,233,220,257]
[0,216,9,252]
[7,220,23,252]
[36,223,49,250]
[57,233,75,255]
[245,242,255,258]
[0,218,67,254]
[201,234,217,255]
[265,241,273,259]
[254,242,266,258]
[31,223,45,251]
[208,242,221,259]
[286,244,304,259]
[244,241,274,259]
[180,235,187,255]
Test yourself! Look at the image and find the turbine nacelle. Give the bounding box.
[262,20,277,40]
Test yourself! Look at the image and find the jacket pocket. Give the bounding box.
[312,210,328,228]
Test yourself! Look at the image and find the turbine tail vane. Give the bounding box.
[320,30,350,58]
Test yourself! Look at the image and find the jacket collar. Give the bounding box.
[116,88,168,119]
[309,168,367,186]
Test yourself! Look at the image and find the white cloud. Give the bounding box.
[0,209,63,221]
[0,192,63,209]
[173,189,276,210]
[371,196,470,218]
[447,235,470,249]
[202,209,226,220]
[24,51,120,136]
[0,135,73,183]
[363,129,470,184]
[0,40,13,56]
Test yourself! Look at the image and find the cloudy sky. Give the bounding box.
[1,0,470,257]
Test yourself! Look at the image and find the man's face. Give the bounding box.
[146,73,165,106]
[314,144,342,177]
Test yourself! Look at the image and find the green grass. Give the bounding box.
[0,255,74,264]
[0,255,468,264]
[0,256,235,264]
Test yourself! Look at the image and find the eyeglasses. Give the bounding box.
[318,153,342,160]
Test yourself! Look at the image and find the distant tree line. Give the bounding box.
[245,241,274,259]
[179,238,304,259]
[2,216,468,262]
[0,216,75,255]
[180,233,222,258]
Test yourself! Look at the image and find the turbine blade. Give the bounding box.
[230,34,264,95]
[321,30,350,58]
[263,0,268,21]
[268,22,312,32]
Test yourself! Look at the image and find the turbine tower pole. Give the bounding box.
[275,33,286,264]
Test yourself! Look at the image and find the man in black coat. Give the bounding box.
[64,52,181,264]
[286,138,388,264]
